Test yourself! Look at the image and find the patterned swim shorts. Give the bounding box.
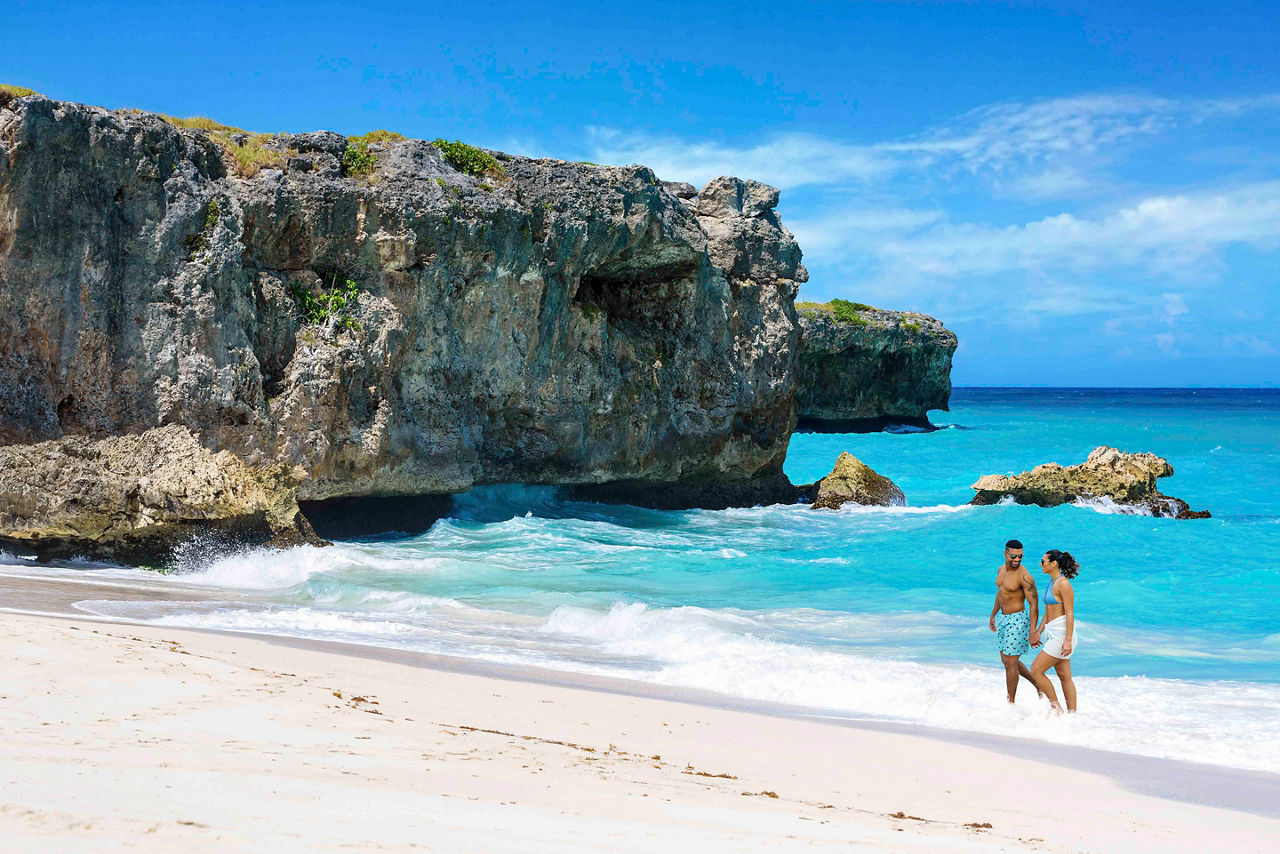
[996,609,1031,657]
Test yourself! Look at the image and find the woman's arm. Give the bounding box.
[1060,580,1075,655]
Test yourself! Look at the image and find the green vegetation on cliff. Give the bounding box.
[432,138,507,180]
[341,140,378,179]
[350,129,406,146]
[797,299,874,325]
[0,84,40,98]
[290,279,362,333]
[146,113,295,177]
[0,84,42,108]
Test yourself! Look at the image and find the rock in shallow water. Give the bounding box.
[969,446,1210,519]
[809,452,906,509]
[0,425,323,564]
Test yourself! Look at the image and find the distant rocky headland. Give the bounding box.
[0,88,955,562]
[796,300,956,432]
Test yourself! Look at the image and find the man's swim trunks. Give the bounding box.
[996,609,1031,656]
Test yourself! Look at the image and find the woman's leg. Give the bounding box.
[1053,658,1076,712]
[1028,651,1062,711]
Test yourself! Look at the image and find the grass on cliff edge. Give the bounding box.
[796,299,876,325]
[0,84,42,108]
[138,112,296,178]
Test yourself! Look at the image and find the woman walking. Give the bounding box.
[1028,550,1079,713]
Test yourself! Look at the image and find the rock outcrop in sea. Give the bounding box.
[806,451,906,509]
[0,425,320,563]
[796,303,956,431]
[969,446,1210,519]
[0,93,813,559]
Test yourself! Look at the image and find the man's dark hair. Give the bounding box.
[1005,539,1023,550]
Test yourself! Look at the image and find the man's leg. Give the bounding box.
[1000,653,1022,702]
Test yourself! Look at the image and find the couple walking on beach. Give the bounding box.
[989,539,1079,713]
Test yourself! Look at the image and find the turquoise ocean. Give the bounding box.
[14,388,1280,773]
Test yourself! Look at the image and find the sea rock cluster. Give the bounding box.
[969,446,1211,519]
[796,305,956,431]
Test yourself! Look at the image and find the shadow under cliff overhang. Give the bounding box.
[299,494,454,540]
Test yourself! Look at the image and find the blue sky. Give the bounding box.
[4,0,1278,386]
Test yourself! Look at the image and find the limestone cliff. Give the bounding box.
[796,303,956,431]
[0,93,807,540]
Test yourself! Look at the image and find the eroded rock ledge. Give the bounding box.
[970,446,1210,519]
[0,425,320,564]
[0,93,809,558]
[796,304,957,432]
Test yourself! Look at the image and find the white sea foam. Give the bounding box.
[1070,496,1157,516]
[535,602,1280,772]
[91,593,1280,773]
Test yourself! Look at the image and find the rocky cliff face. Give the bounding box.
[796,306,956,431]
[0,95,807,533]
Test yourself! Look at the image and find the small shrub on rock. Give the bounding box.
[290,278,363,334]
[432,138,506,179]
[342,140,378,179]
[830,298,873,324]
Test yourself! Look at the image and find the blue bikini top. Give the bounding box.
[1045,580,1061,605]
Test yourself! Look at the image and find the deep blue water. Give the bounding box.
[17,388,1280,771]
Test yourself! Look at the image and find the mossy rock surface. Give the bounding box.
[811,452,906,509]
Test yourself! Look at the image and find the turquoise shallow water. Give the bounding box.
[30,388,1280,772]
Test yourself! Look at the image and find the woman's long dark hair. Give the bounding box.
[1045,549,1079,579]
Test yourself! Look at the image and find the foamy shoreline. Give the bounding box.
[2,570,1277,851]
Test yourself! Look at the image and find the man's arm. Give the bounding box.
[1023,571,1040,643]
[989,589,1000,631]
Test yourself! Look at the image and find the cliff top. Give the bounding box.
[796,299,954,342]
[1,84,645,183]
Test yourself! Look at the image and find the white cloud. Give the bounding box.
[583,127,893,190]
[863,181,1280,278]
[1162,293,1189,323]
[583,93,1280,194]
[1155,332,1180,356]
[1223,333,1278,356]
[787,208,943,255]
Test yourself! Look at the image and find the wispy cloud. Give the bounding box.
[583,127,894,190]
[584,94,1280,193]
[865,181,1280,278]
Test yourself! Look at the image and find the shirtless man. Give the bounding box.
[988,538,1041,702]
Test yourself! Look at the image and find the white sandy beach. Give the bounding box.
[1,572,1277,853]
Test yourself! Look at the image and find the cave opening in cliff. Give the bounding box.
[574,249,699,334]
